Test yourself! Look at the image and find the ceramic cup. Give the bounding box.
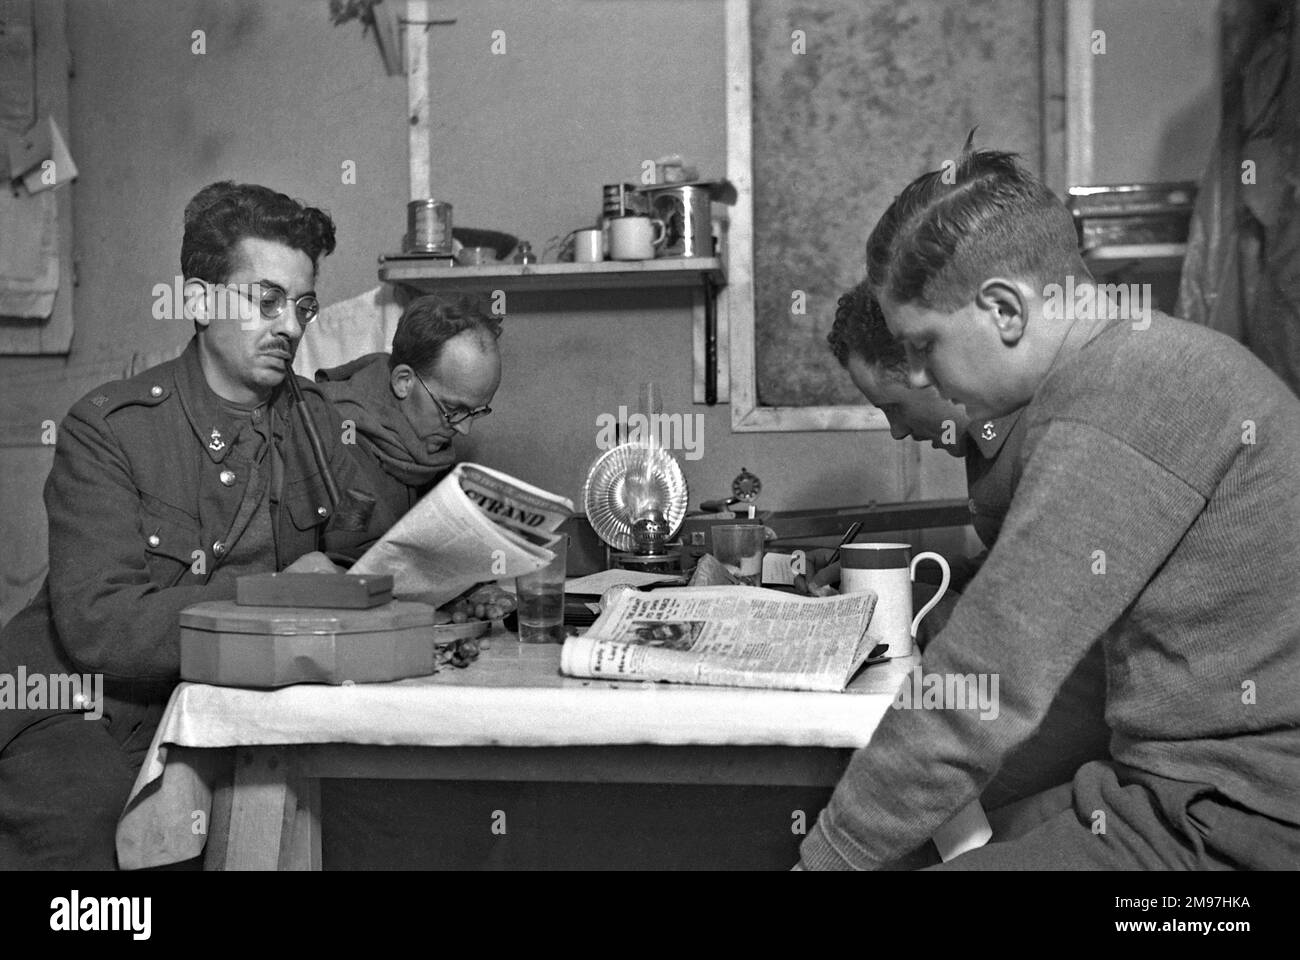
[573,228,604,263]
[839,542,950,658]
[609,216,667,260]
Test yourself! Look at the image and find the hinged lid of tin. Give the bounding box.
[235,572,393,609]
[179,599,436,636]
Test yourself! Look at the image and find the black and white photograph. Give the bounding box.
[0,0,1295,917]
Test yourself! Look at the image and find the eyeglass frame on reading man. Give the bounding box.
[413,368,492,426]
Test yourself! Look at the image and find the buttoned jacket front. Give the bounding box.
[0,336,382,747]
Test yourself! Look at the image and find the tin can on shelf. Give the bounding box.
[642,184,713,258]
[602,183,648,219]
[404,199,454,255]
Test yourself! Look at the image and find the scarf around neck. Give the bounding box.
[315,353,457,488]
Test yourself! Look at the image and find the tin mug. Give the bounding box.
[609,216,667,260]
[646,185,712,258]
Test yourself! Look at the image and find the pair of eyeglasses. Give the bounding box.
[414,370,492,426]
[224,282,320,325]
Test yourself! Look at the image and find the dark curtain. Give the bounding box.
[1178,0,1300,396]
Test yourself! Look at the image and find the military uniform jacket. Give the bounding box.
[0,336,383,749]
[964,408,1026,550]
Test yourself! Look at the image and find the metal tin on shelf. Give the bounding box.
[404,199,454,255]
[1066,182,1196,250]
[602,183,648,218]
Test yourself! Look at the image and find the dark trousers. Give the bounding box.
[930,761,1300,870]
[0,698,164,870]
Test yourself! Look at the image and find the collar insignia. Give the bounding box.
[981,421,997,441]
[208,428,225,452]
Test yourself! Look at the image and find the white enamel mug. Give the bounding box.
[573,228,604,263]
[839,542,950,658]
[609,216,667,260]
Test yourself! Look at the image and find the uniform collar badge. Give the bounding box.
[981,421,997,441]
[208,428,226,452]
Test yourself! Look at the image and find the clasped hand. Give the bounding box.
[791,548,841,597]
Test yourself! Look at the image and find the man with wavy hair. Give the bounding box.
[799,151,1300,870]
[0,182,382,869]
[821,281,1023,590]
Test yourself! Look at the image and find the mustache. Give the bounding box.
[264,336,294,357]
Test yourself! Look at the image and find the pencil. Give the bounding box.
[827,520,863,563]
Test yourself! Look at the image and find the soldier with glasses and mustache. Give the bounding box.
[0,181,384,869]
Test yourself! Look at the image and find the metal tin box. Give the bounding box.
[1067,182,1197,250]
[179,600,439,688]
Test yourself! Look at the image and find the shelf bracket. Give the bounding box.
[704,275,718,405]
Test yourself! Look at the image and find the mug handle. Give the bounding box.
[650,218,668,248]
[909,552,950,638]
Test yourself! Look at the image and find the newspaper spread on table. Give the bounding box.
[560,585,880,692]
[350,462,573,606]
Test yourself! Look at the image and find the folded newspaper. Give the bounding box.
[349,463,574,606]
[560,586,881,692]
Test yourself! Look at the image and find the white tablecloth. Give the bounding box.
[117,640,912,868]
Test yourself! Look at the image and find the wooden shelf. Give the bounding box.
[377,255,728,405]
[378,256,726,294]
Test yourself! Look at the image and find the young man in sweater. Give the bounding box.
[814,281,1109,816]
[799,150,1300,870]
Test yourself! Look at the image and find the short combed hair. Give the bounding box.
[389,293,503,376]
[866,149,1086,311]
[827,280,907,375]
[181,181,336,283]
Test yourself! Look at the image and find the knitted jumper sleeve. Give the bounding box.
[799,418,1207,870]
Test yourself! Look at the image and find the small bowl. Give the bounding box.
[452,228,518,260]
[455,246,494,266]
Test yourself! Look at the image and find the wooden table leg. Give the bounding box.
[209,747,321,871]
[203,758,234,871]
[221,747,292,870]
[281,772,321,871]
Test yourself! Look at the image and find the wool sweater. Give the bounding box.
[800,312,1300,869]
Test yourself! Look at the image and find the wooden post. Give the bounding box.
[407,0,432,200]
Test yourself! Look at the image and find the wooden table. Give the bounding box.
[118,638,915,871]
